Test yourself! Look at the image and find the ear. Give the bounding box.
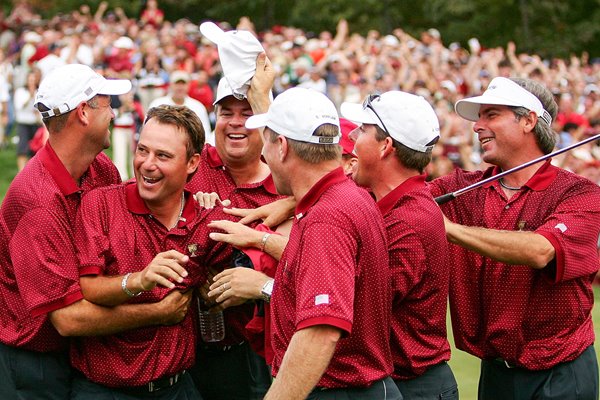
[186,153,201,175]
[278,135,289,162]
[75,103,90,126]
[380,136,395,159]
[522,111,538,134]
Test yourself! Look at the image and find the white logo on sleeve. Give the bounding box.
[315,294,329,305]
[554,223,567,233]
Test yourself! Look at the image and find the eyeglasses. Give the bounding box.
[362,94,390,136]
[86,95,112,110]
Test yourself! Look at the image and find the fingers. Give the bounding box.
[220,199,232,207]
[223,207,252,218]
[195,192,221,209]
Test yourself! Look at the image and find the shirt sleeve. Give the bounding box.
[293,222,356,335]
[75,189,111,277]
[10,207,83,317]
[535,183,600,283]
[386,218,427,301]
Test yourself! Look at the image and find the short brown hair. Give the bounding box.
[145,105,205,160]
[374,127,435,173]
[268,123,341,164]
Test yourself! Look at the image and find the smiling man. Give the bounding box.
[71,105,235,399]
[186,58,283,400]
[430,77,600,400]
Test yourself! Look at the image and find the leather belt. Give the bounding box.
[118,370,187,394]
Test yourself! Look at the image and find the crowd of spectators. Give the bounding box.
[0,0,599,182]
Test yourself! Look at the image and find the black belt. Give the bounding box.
[199,340,246,353]
[493,358,520,369]
[117,370,187,395]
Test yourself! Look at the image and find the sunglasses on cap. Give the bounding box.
[362,94,390,136]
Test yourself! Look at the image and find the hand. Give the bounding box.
[198,267,219,306]
[223,196,295,226]
[208,220,263,248]
[247,52,275,114]
[208,267,271,309]
[194,191,231,209]
[157,289,193,325]
[133,250,189,292]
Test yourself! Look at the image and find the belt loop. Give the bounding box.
[148,381,155,392]
[504,359,514,369]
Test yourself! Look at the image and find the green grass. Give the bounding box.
[0,147,599,397]
[0,143,18,202]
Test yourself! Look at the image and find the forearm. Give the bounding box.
[265,325,340,400]
[445,221,555,268]
[80,274,143,306]
[262,233,288,261]
[49,299,168,337]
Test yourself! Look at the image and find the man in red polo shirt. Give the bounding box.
[341,91,457,400]
[430,77,600,399]
[245,87,400,400]
[0,64,191,399]
[71,105,234,399]
[186,61,282,398]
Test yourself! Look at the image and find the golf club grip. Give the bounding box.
[434,192,456,205]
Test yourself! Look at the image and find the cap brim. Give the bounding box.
[245,113,269,130]
[98,79,132,96]
[340,102,378,126]
[200,22,226,45]
[455,95,522,122]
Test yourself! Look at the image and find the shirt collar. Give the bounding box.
[295,167,347,219]
[483,159,557,191]
[377,174,427,215]
[125,182,197,227]
[205,144,278,195]
[205,144,224,168]
[38,143,81,196]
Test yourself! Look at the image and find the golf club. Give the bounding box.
[435,132,600,205]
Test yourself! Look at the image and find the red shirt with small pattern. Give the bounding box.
[270,167,393,388]
[72,182,233,387]
[378,174,452,380]
[429,161,600,370]
[186,144,284,346]
[0,144,120,352]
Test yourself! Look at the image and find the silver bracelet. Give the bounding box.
[121,273,141,297]
[260,233,271,253]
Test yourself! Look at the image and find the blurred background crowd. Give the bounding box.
[0,0,599,183]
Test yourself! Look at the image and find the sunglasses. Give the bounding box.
[362,94,390,136]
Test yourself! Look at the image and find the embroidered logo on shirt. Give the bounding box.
[187,243,198,257]
[315,294,329,305]
[554,223,567,233]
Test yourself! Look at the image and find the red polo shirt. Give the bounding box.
[271,167,393,388]
[72,182,233,387]
[430,161,600,370]
[378,174,451,380]
[186,144,284,346]
[0,144,120,352]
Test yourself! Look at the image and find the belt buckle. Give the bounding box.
[148,380,155,392]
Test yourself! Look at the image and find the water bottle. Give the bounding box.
[198,298,225,342]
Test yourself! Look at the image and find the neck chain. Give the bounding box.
[498,178,523,191]
[169,192,185,230]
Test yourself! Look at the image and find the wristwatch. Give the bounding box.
[260,279,274,303]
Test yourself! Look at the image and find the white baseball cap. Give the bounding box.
[340,91,440,153]
[114,36,134,49]
[35,64,132,118]
[212,76,273,106]
[245,87,340,144]
[455,76,552,125]
[199,21,264,100]
[213,77,235,105]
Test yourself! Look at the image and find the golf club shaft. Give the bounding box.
[435,132,600,205]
